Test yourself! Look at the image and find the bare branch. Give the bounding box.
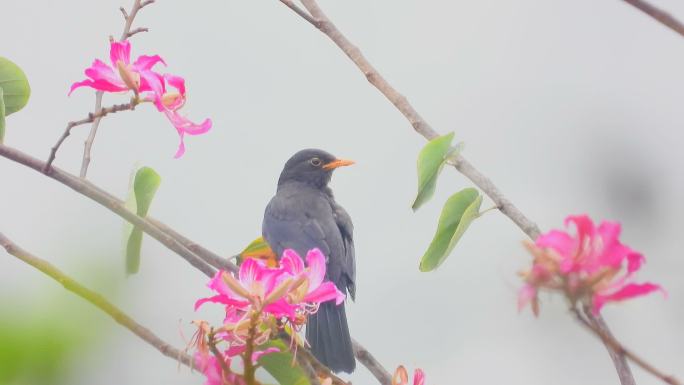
[45,100,138,173]
[1,144,218,277]
[0,232,196,369]
[574,307,680,385]
[278,0,318,27]
[352,339,391,385]
[126,26,150,39]
[80,92,104,177]
[622,0,684,38]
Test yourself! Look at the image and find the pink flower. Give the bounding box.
[393,366,425,385]
[280,249,346,306]
[519,214,664,315]
[145,74,211,158]
[194,258,297,318]
[70,41,210,158]
[69,40,164,95]
[195,351,245,385]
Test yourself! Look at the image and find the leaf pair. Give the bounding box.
[0,57,31,143]
[412,133,483,272]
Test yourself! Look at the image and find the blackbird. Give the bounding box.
[262,149,356,373]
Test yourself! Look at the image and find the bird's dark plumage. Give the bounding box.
[262,149,356,373]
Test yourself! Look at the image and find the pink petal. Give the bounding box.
[139,70,165,101]
[280,249,305,275]
[597,221,621,249]
[239,258,262,288]
[564,214,595,245]
[194,294,250,311]
[133,54,166,71]
[164,73,186,95]
[592,282,664,315]
[304,282,345,305]
[162,111,211,158]
[413,369,425,385]
[174,138,186,159]
[517,284,536,312]
[109,40,131,66]
[305,248,327,289]
[626,252,645,274]
[535,230,574,258]
[264,298,298,318]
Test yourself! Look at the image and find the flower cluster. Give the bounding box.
[519,214,663,315]
[70,40,211,157]
[392,366,425,385]
[193,248,345,385]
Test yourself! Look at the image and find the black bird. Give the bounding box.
[262,149,356,373]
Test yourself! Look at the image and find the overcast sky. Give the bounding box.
[2,1,684,384]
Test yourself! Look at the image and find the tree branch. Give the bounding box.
[46,100,138,173]
[2,144,218,277]
[0,232,196,369]
[282,0,651,383]
[574,307,680,385]
[622,0,684,38]
[293,0,541,240]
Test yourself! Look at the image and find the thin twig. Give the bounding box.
[45,101,138,173]
[278,0,318,27]
[2,144,217,277]
[622,0,684,38]
[208,328,233,379]
[0,232,195,368]
[81,93,103,177]
[59,0,154,178]
[126,26,150,39]
[79,91,105,177]
[573,307,680,385]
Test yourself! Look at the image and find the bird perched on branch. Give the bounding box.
[262,149,356,373]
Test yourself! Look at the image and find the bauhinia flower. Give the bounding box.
[69,40,211,157]
[69,40,164,95]
[195,258,297,318]
[193,249,346,385]
[393,366,425,385]
[519,214,664,315]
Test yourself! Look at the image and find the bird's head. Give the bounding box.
[277,149,354,189]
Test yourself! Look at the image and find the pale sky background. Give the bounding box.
[1,1,683,384]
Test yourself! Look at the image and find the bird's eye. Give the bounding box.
[310,157,322,167]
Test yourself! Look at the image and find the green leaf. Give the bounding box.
[126,167,161,274]
[0,57,31,116]
[259,340,311,385]
[0,88,5,144]
[419,188,482,272]
[412,132,460,211]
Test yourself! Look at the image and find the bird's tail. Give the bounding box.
[306,301,356,373]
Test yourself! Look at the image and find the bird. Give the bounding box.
[262,148,356,373]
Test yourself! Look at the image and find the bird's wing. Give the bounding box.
[332,204,356,300]
[262,188,347,284]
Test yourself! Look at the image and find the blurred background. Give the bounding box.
[1,0,683,384]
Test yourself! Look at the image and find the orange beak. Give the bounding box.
[322,158,355,170]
